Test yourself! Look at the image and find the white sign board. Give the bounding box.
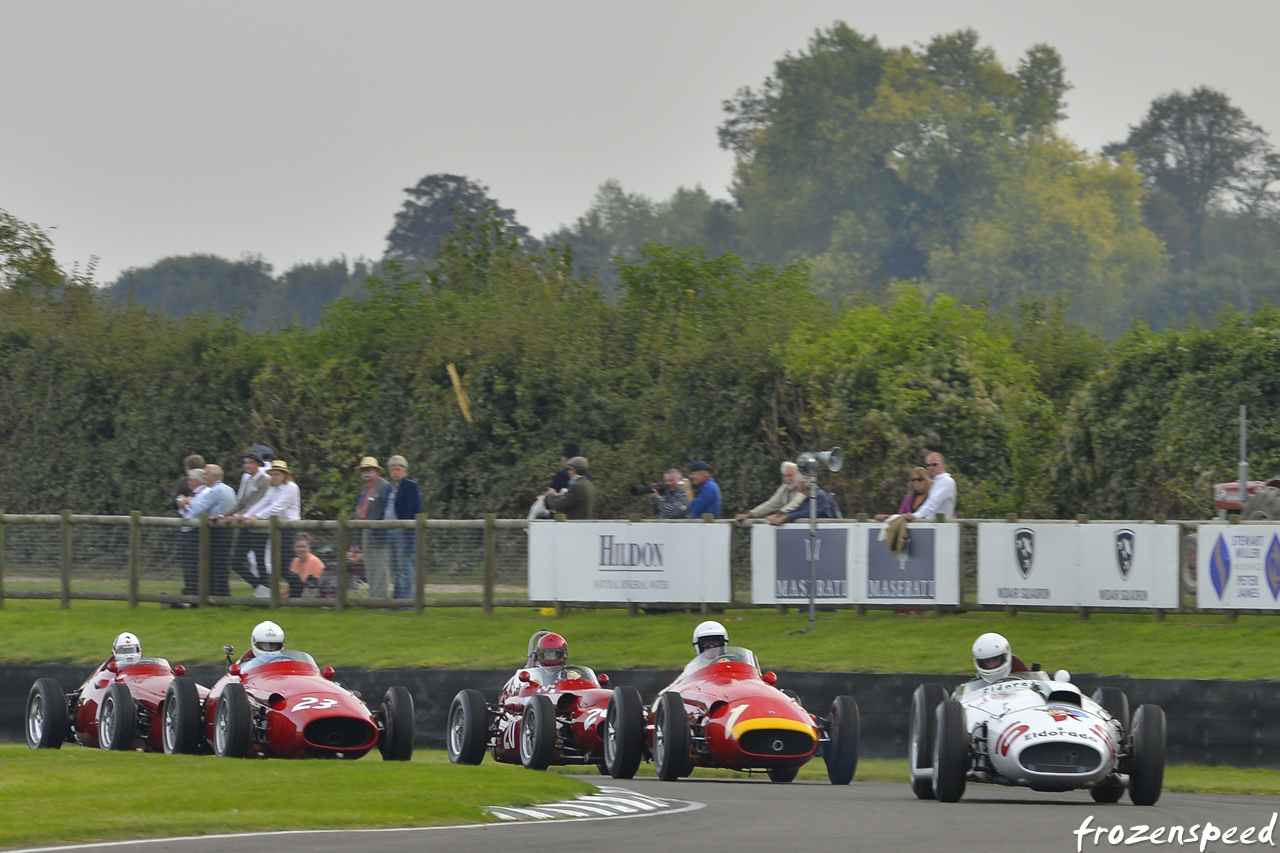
[528,522,731,603]
[978,523,1078,606]
[750,522,961,605]
[1077,524,1179,609]
[1197,525,1280,610]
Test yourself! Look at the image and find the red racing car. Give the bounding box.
[447,631,633,775]
[26,632,210,754]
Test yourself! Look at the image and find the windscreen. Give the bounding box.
[241,649,318,672]
[682,645,760,677]
[527,665,598,686]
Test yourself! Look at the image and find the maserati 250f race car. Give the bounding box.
[909,669,1166,805]
[606,632,860,784]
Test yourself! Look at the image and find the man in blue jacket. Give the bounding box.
[384,455,424,600]
[686,460,722,518]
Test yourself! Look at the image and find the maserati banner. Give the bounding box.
[1197,523,1280,610]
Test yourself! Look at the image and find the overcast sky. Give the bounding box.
[4,1,1280,282]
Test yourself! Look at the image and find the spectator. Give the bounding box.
[383,454,423,600]
[253,444,275,470]
[285,532,325,598]
[735,461,804,521]
[221,449,272,594]
[545,456,597,519]
[686,461,722,518]
[179,464,237,600]
[770,478,839,524]
[169,454,205,511]
[175,468,206,601]
[650,469,691,518]
[549,443,580,493]
[230,460,302,598]
[354,456,392,598]
[905,452,957,521]
[875,467,931,521]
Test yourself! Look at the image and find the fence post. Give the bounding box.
[0,509,6,609]
[414,513,427,616]
[269,516,282,608]
[60,509,72,609]
[128,511,141,608]
[700,513,715,614]
[335,512,349,612]
[198,514,211,607]
[483,514,497,616]
[554,514,566,617]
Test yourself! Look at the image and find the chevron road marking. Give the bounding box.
[488,787,679,821]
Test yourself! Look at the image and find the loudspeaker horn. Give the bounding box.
[817,447,843,472]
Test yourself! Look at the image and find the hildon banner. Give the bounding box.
[528,522,731,603]
[1197,524,1280,610]
[750,522,961,605]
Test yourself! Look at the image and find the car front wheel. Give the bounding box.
[26,678,67,750]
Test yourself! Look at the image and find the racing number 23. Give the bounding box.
[291,697,338,712]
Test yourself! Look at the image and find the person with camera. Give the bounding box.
[646,468,691,518]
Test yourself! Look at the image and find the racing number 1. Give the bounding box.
[291,697,338,712]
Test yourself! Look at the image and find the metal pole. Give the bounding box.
[807,475,818,632]
[1239,405,1249,516]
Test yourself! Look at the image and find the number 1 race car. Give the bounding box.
[447,664,623,773]
[909,669,1166,805]
[604,646,860,784]
[27,656,209,753]
[165,646,415,760]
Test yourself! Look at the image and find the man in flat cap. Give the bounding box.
[685,460,722,518]
[545,456,597,519]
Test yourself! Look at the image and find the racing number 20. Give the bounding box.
[291,697,338,712]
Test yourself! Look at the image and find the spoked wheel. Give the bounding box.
[653,692,690,782]
[379,686,415,761]
[604,686,644,780]
[520,694,556,771]
[823,694,859,785]
[98,683,137,751]
[212,682,252,757]
[446,689,489,765]
[909,683,946,799]
[162,677,202,755]
[932,699,969,803]
[26,678,67,750]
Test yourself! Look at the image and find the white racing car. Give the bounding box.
[908,633,1166,806]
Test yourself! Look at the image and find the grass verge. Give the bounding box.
[3,600,1280,680]
[0,745,593,849]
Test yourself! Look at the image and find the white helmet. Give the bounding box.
[692,620,729,655]
[112,632,142,667]
[972,632,1011,683]
[251,621,285,657]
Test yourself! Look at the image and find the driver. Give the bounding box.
[692,620,729,659]
[112,632,142,667]
[972,632,1029,682]
[246,620,287,666]
[532,632,568,667]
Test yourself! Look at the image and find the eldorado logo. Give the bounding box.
[1114,529,1135,580]
[1014,528,1035,579]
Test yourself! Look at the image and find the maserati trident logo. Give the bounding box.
[1014,528,1035,578]
[1115,529,1135,580]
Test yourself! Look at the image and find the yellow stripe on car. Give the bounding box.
[731,716,817,740]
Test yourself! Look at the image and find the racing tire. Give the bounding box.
[520,694,557,771]
[823,694,859,786]
[909,683,947,799]
[1092,687,1130,734]
[162,677,202,755]
[98,682,137,751]
[767,765,800,784]
[932,699,969,803]
[604,686,644,780]
[379,686,415,761]
[1127,704,1166,806]
[653,692,690,782]
[1243,486,1280,520]
[26,678,67,750]
[446,689,489,765]
[1090,776,1125,804]
[212,682,252,758]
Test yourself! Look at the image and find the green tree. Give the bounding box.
[384,174,530,263]
[0,209,67,291]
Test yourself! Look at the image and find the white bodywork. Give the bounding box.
[953,673,1121,791]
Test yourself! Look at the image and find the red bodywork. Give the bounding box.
[489,665,613,766]
[71,658,208,750]
[204,654,380,758]
[651,650,819,772]
[1214,480,1270,512]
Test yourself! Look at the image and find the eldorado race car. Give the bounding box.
[605,645,860,784]
[908,668,1166,805]
[26,656,210,753]
[168,644,415,760]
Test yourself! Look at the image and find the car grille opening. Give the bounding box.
[739,729,814,757]
[303,717,375,750]
[1019,742,1102,774]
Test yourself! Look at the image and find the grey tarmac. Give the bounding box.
[18,780,1280,853]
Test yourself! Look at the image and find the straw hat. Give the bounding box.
[357,456,382,471]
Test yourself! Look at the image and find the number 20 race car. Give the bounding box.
[909,668,1166,805]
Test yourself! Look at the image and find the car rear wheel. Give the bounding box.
[1128,704,1166,806]
[520,694,557,771]
[1092,687,1130,733]
[823,694,859,785]
[213,683,252,758]
[98,683,137,751]
[653,692,690,782]
[604,686,644,780]
[446,689,489,765]
[909,683,947,799]
[163,677,202,755]
[26,678,67,750]
[379,686,415,761]
[767,765,799,783]
[932,699,969,803]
